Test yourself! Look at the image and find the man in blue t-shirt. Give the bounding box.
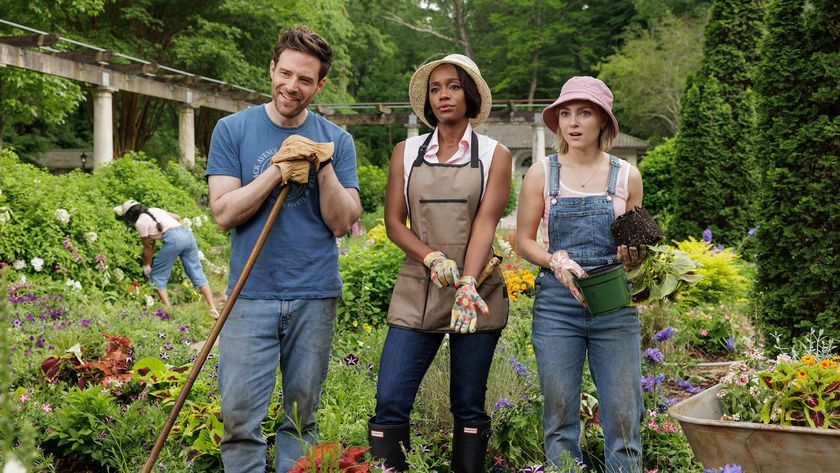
[205,25,360,473]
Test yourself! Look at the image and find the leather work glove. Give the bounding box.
[423,250,460,288]
[549,250,588,306]
[142,265,152,279]
[450,276,489,333]
[271,135,334,169]
[617,244,647,271]
[274,160,312,185]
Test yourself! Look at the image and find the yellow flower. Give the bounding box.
[801,354,816,367]
[797,370,808,380]
[363,323,372,334]
[819,359,837,369]
[352,320,358,328]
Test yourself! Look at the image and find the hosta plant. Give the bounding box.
[627,244,703,304]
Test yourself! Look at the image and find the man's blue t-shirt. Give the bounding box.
[206,105,358,299]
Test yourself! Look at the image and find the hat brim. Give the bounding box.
[408,58,492,129]
[542,92,620,135]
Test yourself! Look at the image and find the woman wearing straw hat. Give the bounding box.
[367,54,511,472]
[516,76,645,472]
[117,199,219,317]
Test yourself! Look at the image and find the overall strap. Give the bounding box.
[606,154,621,196]
[548,154,560,198]
[412,132,435,167]
[470,131,479,168]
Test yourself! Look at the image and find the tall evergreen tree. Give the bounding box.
[753,0,840,346]
[670,0,763,243]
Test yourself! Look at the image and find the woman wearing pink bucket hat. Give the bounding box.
[516,76,646,472]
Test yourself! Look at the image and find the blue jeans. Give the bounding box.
[532,272,642,473]
[374,326,500,425]
[150,226,208,290]
[218,297,337,473]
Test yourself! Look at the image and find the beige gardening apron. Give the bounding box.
[387,131,508,332]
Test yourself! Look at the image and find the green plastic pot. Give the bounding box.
[574,262,630,315]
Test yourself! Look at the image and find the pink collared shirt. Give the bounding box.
[422,124,473,164]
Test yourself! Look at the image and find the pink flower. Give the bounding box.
[663,422,677,433]
[19,393,29,403]
[647,419,659,432]
[700,329,709,337]
[42,403,52,413]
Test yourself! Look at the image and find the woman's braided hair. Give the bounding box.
[124,204,163,232]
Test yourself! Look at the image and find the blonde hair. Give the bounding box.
[553,105,617,154]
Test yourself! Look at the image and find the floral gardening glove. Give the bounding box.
[549,250,588,306]
[450,276,489,333]
[617,244,647,271]
[423,250,460,288]
[142,265,152,279]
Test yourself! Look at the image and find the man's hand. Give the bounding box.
[274,159,312,185]
[548,250,588,306]
[423,250,460,288]
[450,276,488,333]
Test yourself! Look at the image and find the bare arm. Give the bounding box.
[166,211,182,222]
[318,164,361,236]
[384,141,434,261]
[142,237,154,267]
[207,167,284,231]
[625,165,644,210]
[462,144,512,278]
[516,162,552,269]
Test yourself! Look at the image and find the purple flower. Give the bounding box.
[676,379,702,395]
[80,319,90,328]
[725,337,736,351]
[641,374,665,392]
[163,343,173,351]
[722,465,742,473]
[521,466,545,473]
[510,356,529,378]
[494,397,514,412]
[702,229,713,243]
[653,326,674,342]
[713,244,725,253]
[178,324,190,333]
[12,319,21,327]
[343,354,359,365]
[643,348,665,365]
[98,430,107,439]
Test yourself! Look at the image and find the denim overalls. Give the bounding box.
[532,154,643,473]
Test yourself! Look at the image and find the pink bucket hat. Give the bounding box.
[542,76,619,135]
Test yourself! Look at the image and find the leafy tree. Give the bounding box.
[598,11,706,141]
[637,137,676,233]
[669,0,763,244]
[753,0,840,346]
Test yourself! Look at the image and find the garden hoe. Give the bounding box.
[141,185,290,473]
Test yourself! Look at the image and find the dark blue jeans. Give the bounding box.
[374,326,500,425]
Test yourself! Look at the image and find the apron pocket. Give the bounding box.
[418,199,469,245]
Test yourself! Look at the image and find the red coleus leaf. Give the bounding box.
[824,380,840,394]
[808,410,826,427]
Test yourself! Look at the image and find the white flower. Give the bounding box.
[65,279,82,291]
[31,257,44,272]
[145,295,155,307]
[55,208,70,225]
[182,217,192,228]
[496,238,513,256]
[3,457,27,473]
[84,232,98,243]
[13,260,25,270]
[0,206,11,224]
[112,267,125,282]
[192,216,203,228]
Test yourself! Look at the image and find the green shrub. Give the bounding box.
[336,224,402,328]
[0,150,226,297]
[356,165,388,213]
[675,237,751,305]
[637,138,676,234]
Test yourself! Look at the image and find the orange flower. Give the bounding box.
[819,359,837,369]
[797,370,808,380]
[801,354,816,367]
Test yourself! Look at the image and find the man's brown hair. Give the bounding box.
[273,25,333,80]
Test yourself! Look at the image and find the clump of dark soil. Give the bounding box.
[611,206,665,247]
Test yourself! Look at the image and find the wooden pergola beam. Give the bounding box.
[55,49,115,64]
[106,62,159,74]
[0,42,265,112]
[0,33,60,47]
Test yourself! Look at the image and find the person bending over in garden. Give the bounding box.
[117,199,218,316]
[516,76,646,473]
[368,54,511,472]
[205,25,360,473]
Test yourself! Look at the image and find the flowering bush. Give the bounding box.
[719,333,840,429]
[672,304,740,357]
[502,257,536,302]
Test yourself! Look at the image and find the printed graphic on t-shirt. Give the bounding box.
[252,147,312,208]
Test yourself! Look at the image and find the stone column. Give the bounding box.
[406,114,420,138]
[93,87,115,169]
[178,104,196,168]
[531,112,546,162]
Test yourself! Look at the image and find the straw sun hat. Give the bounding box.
[408,54,492,128]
